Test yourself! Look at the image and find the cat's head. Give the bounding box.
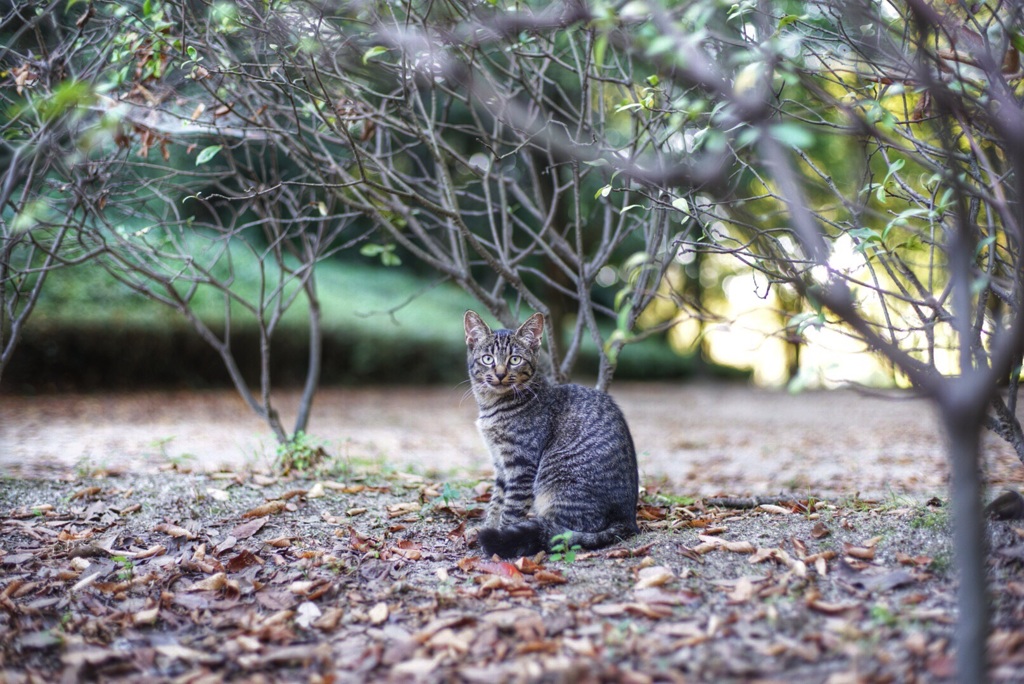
[464,310,544,395]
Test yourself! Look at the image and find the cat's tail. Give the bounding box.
[477,518,638,559]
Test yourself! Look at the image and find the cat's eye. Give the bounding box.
[509,355,523,366]
[480,354,495,365]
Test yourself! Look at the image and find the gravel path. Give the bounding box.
[3,383,1022,497]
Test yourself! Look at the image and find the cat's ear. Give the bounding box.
[464,310,491,349]
[516,312,545,351]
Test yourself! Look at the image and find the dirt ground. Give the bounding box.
[2,462,1024,682]
[3,383,1024,682]
[3,382,1024,498]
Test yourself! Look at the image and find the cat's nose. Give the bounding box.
[494,365,507,380]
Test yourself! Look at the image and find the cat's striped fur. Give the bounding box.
[464,310,640,559]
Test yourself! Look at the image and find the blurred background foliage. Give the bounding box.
[3,0,1023,404]
[11,253,700,390]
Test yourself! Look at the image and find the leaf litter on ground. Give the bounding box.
[0,471,1023,682]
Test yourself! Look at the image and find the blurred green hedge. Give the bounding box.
[5,259,718,392]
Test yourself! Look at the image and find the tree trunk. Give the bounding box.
[943,403,990,683]
[294,279,322,436]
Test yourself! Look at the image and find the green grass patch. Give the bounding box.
[12,249,701,390]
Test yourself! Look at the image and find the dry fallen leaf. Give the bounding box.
[313,606,344,631]
[851,569,916,593]
[133,607,159,626]
[391,540,424,560]
[206,488,230,502]
[154,523,196,540]
[368,602,389,625]
[562,636,597,657]
[71,486,102,500]
[695,535,756,555]
[242,501,287,518]
[896,552,933,567]
[294,601,322,629]
[134,544,167,559]
[533,569,568,585]
[727,576,757,604]
[154,644,222,665]
[807,598,862,616]
[844,543,876,561]
[392,656,443,678]
[186,573,229,592]
[230,516,268,540]
[473,560,524,581]
[386,502,422,518]
[606,543,655,559]
[811,521,831,539]
[264,536,293,548]
[635,565,675,589]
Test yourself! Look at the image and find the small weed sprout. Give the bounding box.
[112,555,134,581]
[59,611,74,631]
[440,482,461,507]
[910,505,949,531]
[549,531,581,563]
[870,602,900,628]
[275,432,328,475]
[148,436,175,456]
[166,452,197,470]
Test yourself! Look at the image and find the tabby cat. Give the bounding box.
[464,310,640,559]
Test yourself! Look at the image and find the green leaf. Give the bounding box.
[362,46,389,64]
[882,158,905,183]
[971,275,991,296]
[594,34,608,69]
[671,197,690,214]
[881,207,929,241]
[778,14,801,29]
[195,145,222,165]
[361,243,401,266]
[735,127,760,148]
[595,184,612,199]
[788,311,825,335]
[975,234,997,256]
[770,122,814,149]
[849,227,883,254]
[849,227,882,242]
[620,204,644,215]
[646,35,675,57]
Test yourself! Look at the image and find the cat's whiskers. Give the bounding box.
[454,379,476,406]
